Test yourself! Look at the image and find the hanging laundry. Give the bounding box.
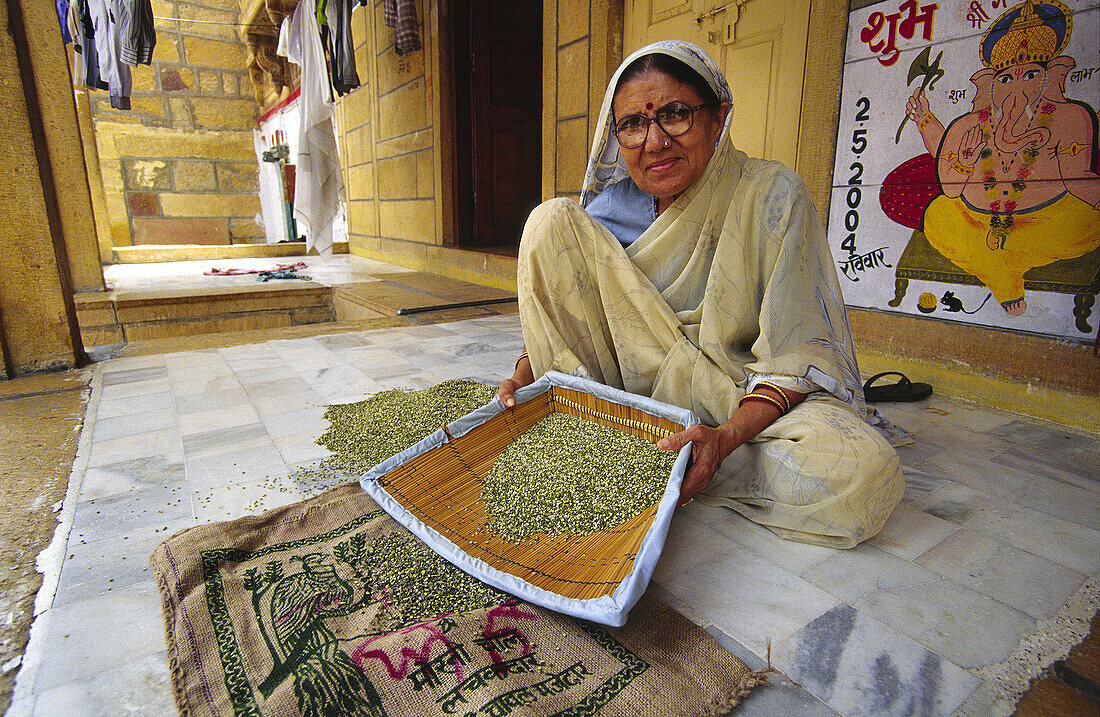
[73,0,109,91]
[57,0,72,44]
[325,0,360,97]
[383,0,420,56]
[280,0,344,258]
[88,0,132,109]
[116,0,156,66]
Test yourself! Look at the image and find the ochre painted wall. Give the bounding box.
[543,0,624,202]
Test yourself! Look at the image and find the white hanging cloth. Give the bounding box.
[280,0,343,258]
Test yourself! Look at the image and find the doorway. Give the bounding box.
[450,0,543,250]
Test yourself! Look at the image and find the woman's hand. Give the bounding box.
[658,424,740,506]
[498,353,535,407]
[659,383,805,506]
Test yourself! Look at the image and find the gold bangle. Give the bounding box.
[917,112,936,130]
[515,350,529,371]
[738,392,786,415]
[753,381,791,412]
[951,160,974,176]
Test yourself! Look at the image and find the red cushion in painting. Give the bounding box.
[879,153,941,230]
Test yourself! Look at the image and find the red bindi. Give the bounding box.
[646,102,653,110]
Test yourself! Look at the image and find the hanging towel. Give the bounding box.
[383,0,420,56]
[282,0,344,258]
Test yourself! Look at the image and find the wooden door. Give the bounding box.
[453,0,542,249]
[624,0,811,170]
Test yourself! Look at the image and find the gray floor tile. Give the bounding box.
[32,651,176,717]
[85,428,183,469]
[916,481,1100,573]
[867,504,958,561]
[913,528,1088,619]
[993,443,1100,493]
[665,549,840,657]
[184,444,288,489]
[181,422,269,459]
[651,513,740,584]
[711,512,838,574]
[77,455,185,501]
[1007,473,1100,528]
[91,407,178,443]
[96,390,176,418]
[852,576,1036,669]
[705,625,841,717]
[174,388,251,414]
[771,604,979,717]
[32,581,166,694]
[70,481,191,544]
[53,517,192,606]
[799,543,941,606]
[914,447,1036,499]
[897,465,952,505]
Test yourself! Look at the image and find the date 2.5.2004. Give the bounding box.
[838,96,891,283]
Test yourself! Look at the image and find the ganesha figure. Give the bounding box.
[905,0,1099,316]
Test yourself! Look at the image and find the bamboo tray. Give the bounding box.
[359,371,699,627]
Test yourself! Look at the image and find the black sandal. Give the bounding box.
[863,371,933,403]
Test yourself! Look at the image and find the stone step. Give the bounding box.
[75,282,335,346]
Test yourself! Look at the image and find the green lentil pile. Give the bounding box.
[483,413,676,542]
[317,379,498,474]
[366,532,504,623]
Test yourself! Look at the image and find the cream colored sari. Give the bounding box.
[518,41,903,548]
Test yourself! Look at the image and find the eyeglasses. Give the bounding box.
[612,101,712,148]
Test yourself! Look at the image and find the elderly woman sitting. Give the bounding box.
[499,41,904,548]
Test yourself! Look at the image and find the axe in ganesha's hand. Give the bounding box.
[896,46,945,144]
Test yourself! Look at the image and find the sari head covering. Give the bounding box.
[581,41,733,209]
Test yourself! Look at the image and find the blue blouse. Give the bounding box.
[586,179,654,246]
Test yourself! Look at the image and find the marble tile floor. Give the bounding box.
[9,313,1099,716]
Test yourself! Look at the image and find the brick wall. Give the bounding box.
[84,0,262,248]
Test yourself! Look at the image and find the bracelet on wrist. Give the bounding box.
[738,392,786,415]
[752,381,792,412]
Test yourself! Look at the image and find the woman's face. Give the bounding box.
[612,70,729,201]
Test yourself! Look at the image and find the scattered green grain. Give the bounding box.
[483,413,676,542]
[367,532,504,623]
[317,379,497,474]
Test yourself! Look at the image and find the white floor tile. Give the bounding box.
[914,528,1088,619]
[665,550,840,658]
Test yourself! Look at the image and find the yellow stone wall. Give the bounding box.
[335,0,441,266]
[543,0,623,201]
[84,0,262,248]
[1,0,86,373]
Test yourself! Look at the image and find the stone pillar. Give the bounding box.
[1,0,87,375]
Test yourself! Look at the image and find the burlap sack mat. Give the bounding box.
[151,482,765,716]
